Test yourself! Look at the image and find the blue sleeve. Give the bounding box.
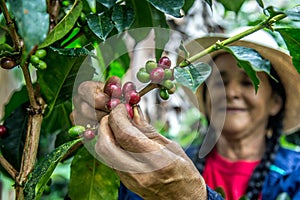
[118,182,143,200]
[207,186,225,200]
[118,182,224,200]
[262,135,300,200]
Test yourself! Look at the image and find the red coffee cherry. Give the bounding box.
[150,67,164,83]
[125,90,141,105]
[0,125,7,137]
[158,56,171,69]
[83,129,95,140]
[125,103,133,118]
[106,98,121,110]
[122,81,136,95]
[104,83,122,98]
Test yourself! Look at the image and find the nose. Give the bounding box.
[225,81,241,100]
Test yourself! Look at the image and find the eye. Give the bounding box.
[241,80,253,87]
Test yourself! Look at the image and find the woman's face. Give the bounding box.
[205,53,282,139]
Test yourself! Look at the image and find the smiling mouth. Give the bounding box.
[226,107,246,112]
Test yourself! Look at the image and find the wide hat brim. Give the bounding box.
[181,36,300,134]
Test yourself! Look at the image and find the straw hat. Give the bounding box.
[179,31,300,134]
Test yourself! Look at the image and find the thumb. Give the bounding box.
[132,106,171,146]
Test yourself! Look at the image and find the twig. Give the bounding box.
[179,13,287,67]
[138,83,160,97]
[0,155,18,180]
[48,0,62,32]
[0,0,22,50]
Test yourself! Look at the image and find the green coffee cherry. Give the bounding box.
[37,60,47,70]
[159,88,169,100]
[68,125,86,138]
[162,79,174,90]
[145,60,157,73]
[30,55,40,65]
[163,68,173,80]
[35,49,47,59]
[137,69,150,83]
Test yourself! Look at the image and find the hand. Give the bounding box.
[95,104,207,200]
[70,81,110,126]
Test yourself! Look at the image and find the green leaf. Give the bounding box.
[2,85,29,121]
[183,0,198,13]
[112,4,134,33]
[86,12,115,41]
[68,148,119,200]
[222,46,273,92]
[0,43,16,57]
[96,0,117,9]
[256,0,264,9]
[146,0,184,18]
[37,48,94,117]
[42,100,73,136]
[8,0,49,53]
[174,62,212,92]
[50,46,96,57]
[217,0,246,14]
[39,0,83,48]
[275,28,300,73]
[0,103,28,171]
[285,5,300,21]
[263,6,284,18]
[24,139,82,200]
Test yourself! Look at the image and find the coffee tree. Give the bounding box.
[0,0,299,199]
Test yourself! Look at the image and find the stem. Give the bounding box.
[138,83,160,97]
[0,0,22,51]
[20,63,39,109]
[0,155,17,180]
[17,112,44,186]
[179,13,287,67]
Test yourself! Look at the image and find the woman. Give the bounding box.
[72,34,300,200]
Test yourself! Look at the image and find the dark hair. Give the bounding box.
[195,55,286,200]
[245,65,286,199]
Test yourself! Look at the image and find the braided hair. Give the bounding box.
[194,59,286,200]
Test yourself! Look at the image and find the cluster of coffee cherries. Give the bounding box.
[104,76,140,118]
[30,49,47,70]
[136,56,175,100]
[68,124,96,140]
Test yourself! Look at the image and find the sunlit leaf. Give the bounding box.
[86,12,114,41]
[221,46,273,92]
[174,62,212,92]
[68,148,119,200]
[8,0,49,53]
[39,0,83,48]
[146,0,184,18]
[24,139,82,200]
[276,28,300,73]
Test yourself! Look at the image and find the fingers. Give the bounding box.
[132,106,172,146]
[77,81,110,111]
[109,104,163,153]
[96,115,184,173]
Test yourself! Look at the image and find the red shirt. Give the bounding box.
[203,148,260,200]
